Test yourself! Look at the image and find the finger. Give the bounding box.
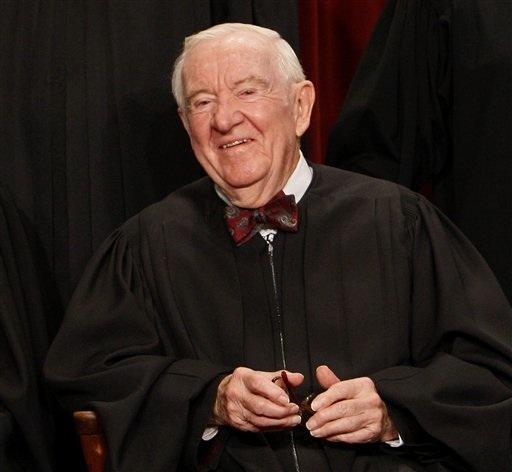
[247,371,303,406]
[311,377,373,411]
[324,426,381,444]
[220,392,299,431]
[305,399,361,430]
[308,414,366,439]
[282,371,304,388]
[310,382,348,411]
[243,410,302,430]
[243,392,299,419]
[271,371,304,393]
[242,371,291,406]
[315,365,340,389]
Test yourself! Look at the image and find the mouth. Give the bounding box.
[219,138,252,150]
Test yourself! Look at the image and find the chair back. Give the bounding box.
[73,410,106,472]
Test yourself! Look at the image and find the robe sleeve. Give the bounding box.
[44,227,232,471]
[326,0,451,190]
[370,192,512,471]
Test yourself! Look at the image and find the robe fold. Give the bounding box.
[45,165,512,471]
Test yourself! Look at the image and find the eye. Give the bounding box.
[238,88,257,98]
[190,98,214,113]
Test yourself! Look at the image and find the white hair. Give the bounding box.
[171,23,306,109]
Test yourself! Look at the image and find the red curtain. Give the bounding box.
[299,0,386,163]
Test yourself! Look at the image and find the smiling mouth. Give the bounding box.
[220,138,252,149]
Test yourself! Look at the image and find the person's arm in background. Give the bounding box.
[326,0,451,191]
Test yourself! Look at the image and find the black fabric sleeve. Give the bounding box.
[370,192,512,471]
[44,229,232,471]
[187,375,230,471]
[326,0,451,190]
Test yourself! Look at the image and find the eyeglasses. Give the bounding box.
[272,371,319,426]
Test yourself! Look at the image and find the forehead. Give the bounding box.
[182,34,281,90]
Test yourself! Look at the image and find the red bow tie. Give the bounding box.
[224,191,299,246]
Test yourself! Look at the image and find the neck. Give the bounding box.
[223,154,300,209]
[226,187,285,209]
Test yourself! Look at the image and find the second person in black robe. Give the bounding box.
[326,0,512,303]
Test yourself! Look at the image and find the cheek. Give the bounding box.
[254,105,296,137]
[187,118,211,146]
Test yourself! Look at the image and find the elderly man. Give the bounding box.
[45,24,512,471]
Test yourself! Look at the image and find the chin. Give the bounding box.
[220,167,268,190]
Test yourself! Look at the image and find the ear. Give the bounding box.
[293,80,315,138]
[178,107,190,134]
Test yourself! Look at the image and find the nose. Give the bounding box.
[211,96,243,133]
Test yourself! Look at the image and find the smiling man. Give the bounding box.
[45,24,512,471]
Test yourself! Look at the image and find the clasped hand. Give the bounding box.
[212,365,398,443]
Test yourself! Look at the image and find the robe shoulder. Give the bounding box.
[121,176,213,236]
[312,163,413,198]
[311,163,423,228]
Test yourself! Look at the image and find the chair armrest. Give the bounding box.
[73,410,107,472]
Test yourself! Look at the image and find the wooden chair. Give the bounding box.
[73,410,107,472]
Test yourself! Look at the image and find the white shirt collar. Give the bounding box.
[215,151,313,206]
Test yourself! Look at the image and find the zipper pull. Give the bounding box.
[264,232,275,255]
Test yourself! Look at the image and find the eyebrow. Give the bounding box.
[186,76,270,104]
[233,76,269,88]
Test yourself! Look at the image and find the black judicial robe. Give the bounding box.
[0,184,55,471]
[45,165,512,471]
[326,0,512,305]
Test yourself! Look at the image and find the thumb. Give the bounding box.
[282,371,304,387]
[316,365,340,389]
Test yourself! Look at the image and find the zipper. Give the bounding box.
[265,236,301,472]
